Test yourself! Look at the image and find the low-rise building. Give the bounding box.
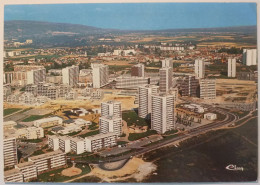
[15,161,37,182]
[85,132,117,152]
[204,113,217,120]
[99,116,122,136]
[70,137,86,155]
[4,121,17,130]
[28,150,67,174]
[4,168,24,182]
[115,76,150,89]
[58,136,71,153]
[48,135,60,151]
[33,117,63,128]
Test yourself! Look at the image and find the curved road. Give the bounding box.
[73,104,239,165]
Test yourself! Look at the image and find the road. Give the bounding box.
[73,103,240,165]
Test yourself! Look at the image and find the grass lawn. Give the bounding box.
[128,130,157,141]
[21,138,43,143]
[67,131,81,136]
[88,122,98,130]
[163,129,178,135]
[22,115,47,122]
[4,108,21,116]
[31,149,45,156]
[79,130,99,138]
[36,163,91,182]
[117,141,129,145]
[122,111,149,127]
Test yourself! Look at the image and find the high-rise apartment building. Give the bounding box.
[159,67,173,93]
[194,59,205,79]
[99,116,122,136]
[199,79,216,99]
[131,63,145,77]
[138,85,159,119]
[62,65,79,87]
[243,49,257,66]
[4,137,18,168]
[101,101,122,118]
[151,94,175,134]
[92,63,109,88]
[228,58,236,77]
[27,68,46,84]
[162,58,173,68]
[179,75,200,97]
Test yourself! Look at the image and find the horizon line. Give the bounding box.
[4,19,257,32]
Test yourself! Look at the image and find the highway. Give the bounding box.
[73,103,240,165]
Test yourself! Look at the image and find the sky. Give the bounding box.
[4,3,257,30]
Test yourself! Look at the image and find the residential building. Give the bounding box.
[115,76,150,89]
[85,132,117,152]
[4,121,17,130]
[131,63,145,77]
[92,63,109,88]
[179,75,199,97]
[162,58,173,68]
[33,117,63,128]
[27,68,46,84]
[151,94,175,134]
[194,59,205,78]
[28,150,67,174]
[101,100,122,118]
[4,169,23,182]
[99,116,122,136]
[48,135,60,151]
[58,136,71,153]
[15,127,44,139]
[228,58,236,77]
[15,161,37,182]
[200,79,216,99]
[4,136,18,168]
[70,137,86,155]
[204,113,217,120]
[138,85,159,119]
[243,49,257,66]
[159,67,172,93]
[62,65,79,87]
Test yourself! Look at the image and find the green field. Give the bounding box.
[22,115,48,122]
[122,111,149,127]
[128,130,157,141]
[79,130,99,138]
[4,108,22,116]
[35,163,91,182]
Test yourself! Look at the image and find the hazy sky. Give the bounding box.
[4,3,257,30]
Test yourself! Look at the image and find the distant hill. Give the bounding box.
[4,20,113,39]
[5,20,257,38]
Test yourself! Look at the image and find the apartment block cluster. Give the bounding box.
[138,59,177,134]
[47,101,122,155]
[4,149,67,183]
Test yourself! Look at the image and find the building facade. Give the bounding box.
[194,59,205,79]
[151,94,175,134]
[99,116,122,136]
[62,65,79,87]
[101,100,122,118]
[159,67,173,93]
[228,58,236,77]
[4,137,18,168]
[92,63,109,88]
[199,79,216,99]
[138,85,159,119]
[131,63,145,77]
[243,49,257,66]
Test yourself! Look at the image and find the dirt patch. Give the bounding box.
[62,167,82,177]
[91,157,156,182]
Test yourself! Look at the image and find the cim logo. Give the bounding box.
[226,164,244,171]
